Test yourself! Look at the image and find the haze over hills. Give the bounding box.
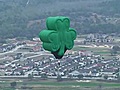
[0,0,119,40]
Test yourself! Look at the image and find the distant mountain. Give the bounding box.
[0,0,119,40]
[100,0,120,15]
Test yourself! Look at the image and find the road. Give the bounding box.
[5,52,52,67]
[0,45,24,56]
[0,75,68,79]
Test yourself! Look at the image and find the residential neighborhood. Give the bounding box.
[84,33,114,44]
[0,36,120,82]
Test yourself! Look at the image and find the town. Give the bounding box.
[0,34,120,82]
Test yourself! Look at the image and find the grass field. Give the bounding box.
[73,46,110,55]
[72,45,120,59]
[0,80,120,90]
[73,45,120,57]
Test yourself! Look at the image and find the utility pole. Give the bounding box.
[57,60,62,81]
[118,68,120,81]
[57,60,60,76]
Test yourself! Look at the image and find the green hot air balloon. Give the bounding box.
[39,16,77,59]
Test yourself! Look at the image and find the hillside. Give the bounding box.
[100,0,120,15]
[0,0,119,40]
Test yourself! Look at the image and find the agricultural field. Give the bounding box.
[0,79,120,90]
[72,45,111,59]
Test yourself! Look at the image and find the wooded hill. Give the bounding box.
[0,0,119,39]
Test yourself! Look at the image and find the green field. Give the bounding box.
[27,81,120,87]
[72,46,118,60]
[1,80,120,90]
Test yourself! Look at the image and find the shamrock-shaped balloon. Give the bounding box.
[39,16,77,59]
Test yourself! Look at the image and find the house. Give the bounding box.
[25,41,38,46]
[22,66,31,71]
[32,70,40,76]
[31,46,41,52]
[13,68,24,75]
[100,69,116,77]
[54,72,64,76]
[33,37,40,42]
[88,69,100,77]
[5,70,13,76]
[69,70,80,76]
[0,63,6,69]
[13,70,22,75]
[79,50,93,57]
[79,69,91,76]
